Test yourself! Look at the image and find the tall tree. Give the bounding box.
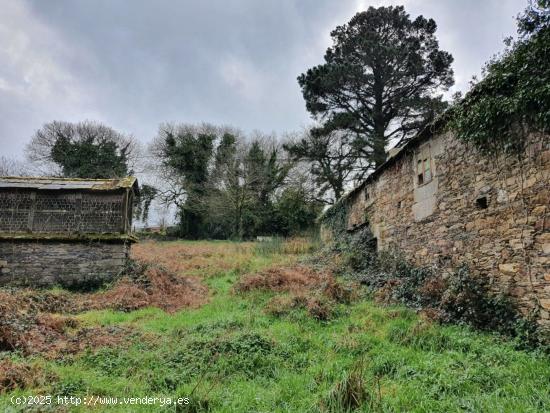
[0,156,28,176]
[517,0,550,37]
[273,183,323,237]
[151,124,296,239]
[207,138,290,238]
[134,184,159,224]
[284,128,364,202]
[243,140,290,234]
[26,121,138,178]
[152,123,217,238]
[205,132,247,238]
[298,6,454,168]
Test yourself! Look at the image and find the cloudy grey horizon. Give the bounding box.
[1,0,526,162]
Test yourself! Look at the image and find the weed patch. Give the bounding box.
[132,241,255,277]
[254,237,318,256]
[0,259,207,358]
[235,265,331,294]
[80,263,208,313]
[264,295,308,317]
[324,234,548,347]
[320,361,379,412]
[0,287,140,359]
[238,265,357,322]
[0,359,54,394]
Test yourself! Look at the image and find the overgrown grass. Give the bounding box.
[254,236,320,256]
[1,240,549,412]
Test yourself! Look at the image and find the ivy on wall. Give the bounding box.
[319,196,351,239]
[449,19,549,155]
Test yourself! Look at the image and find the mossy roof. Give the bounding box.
[0,176,139,194]
[0,232,138,243]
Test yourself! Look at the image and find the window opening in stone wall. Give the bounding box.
[476,196,488,209]
[417,157,432,186]
[424,159,431,181]
[417,160,424,185]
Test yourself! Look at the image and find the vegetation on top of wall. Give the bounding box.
[448,3,550,155]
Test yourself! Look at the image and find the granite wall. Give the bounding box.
[335,131,550,325]
[0,240,130,288]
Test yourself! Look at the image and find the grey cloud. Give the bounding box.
[1,0,525,161]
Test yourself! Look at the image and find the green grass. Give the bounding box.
[1,240,549,412]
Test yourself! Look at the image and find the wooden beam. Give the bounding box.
[27,192,36,232]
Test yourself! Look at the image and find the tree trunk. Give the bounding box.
[372,131,387,169]
[372,74,387,168]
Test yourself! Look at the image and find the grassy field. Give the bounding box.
[1,240,549,412]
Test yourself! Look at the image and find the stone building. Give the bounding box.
[321,124,550,326]
[0,176,139,288]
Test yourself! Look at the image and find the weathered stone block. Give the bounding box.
[541,299,550,311]
[532,206,547,216]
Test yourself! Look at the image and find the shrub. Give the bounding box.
[361,252,441,310]
[0,360,54,394]
[54,378,87,397]
[322,278,356,305]
[328,239,548,347]
[264,295,308,317]
[306,295,335,321]
[439,266,518,334]
[234,265,330,294]
[171,332,282,380]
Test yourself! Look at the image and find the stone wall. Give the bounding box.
[0,240,130,288]
[336,131,550,325]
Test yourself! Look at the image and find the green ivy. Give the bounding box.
[319,196,351,239]
[448,23,550,155]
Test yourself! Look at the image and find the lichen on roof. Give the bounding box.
[0,176,139,192]
[0,232,138,243]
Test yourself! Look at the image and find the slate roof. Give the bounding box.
[0,176,139,193]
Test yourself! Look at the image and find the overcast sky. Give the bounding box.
[1,0,526,160]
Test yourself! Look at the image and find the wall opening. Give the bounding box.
[366,236,378,253]
[0,337,11,352]
[476,196,488,209]
[416,157,432,186]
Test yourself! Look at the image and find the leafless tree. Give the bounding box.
[283,127,370,203]
[0,156,30,176]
